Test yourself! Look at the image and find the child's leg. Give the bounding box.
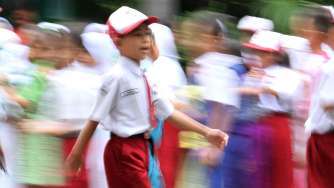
[104,136,151,188]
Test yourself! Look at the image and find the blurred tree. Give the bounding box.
[96,0,141,12]
[203,0,334,34]
[250,0,300,34]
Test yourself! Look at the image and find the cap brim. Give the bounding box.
[122,16,159,35]
[146,16,159,25]
[243,43,277,53]
[238,28,256,33]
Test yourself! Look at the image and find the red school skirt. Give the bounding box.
[104,134,151,188]
[63,137,89,188]
[258,113,294,188]
[158,121,182,188]
[307,131,334,188]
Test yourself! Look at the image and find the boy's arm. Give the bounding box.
[66,120,98,173]
[166,110,228,149]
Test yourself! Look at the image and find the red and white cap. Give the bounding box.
[244,30,282,53]
[237,16,274,32]
[107,6,159,39]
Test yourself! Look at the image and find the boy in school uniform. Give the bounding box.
[66,6,228,188]
[305,5,334,188]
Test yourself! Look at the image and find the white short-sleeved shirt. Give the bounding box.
[322,43,334,60]
[305,62,334,134]
[258,65,303,113]
[194,52,241,108]
[89,56,174,137]
[39,67,102,129]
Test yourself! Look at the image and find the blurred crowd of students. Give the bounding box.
[0,3,334,188]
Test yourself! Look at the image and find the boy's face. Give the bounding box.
[327,25,334,47]
[117,24,152,62]
[302,18,327,44]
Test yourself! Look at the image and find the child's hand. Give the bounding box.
[205,128,228,149]
[199,147,223,166]
[0,74,8,86]
[65,153,82,177]
[323,104,334,112]
[260,87,278,97]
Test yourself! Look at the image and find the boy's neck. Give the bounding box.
[123,55,141,65]
[310,41,323,54]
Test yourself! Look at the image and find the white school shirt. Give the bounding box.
[305,62,334,134]
[38,67,101,130]
[322,43,334,60]
[195,52,241,108]
[89,56,174,137]
[258,65,303,112]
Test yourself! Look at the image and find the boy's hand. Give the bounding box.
[205,128,229,149]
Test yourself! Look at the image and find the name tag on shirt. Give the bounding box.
[121,88,139,97]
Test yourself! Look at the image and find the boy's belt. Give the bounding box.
[269,111,291,117]
[110,132,147,139]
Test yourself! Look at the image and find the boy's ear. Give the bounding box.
[113,36,122,47]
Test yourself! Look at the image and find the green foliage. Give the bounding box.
[248,0,334,34]
[96,0,142,11]
[208,0,227,12]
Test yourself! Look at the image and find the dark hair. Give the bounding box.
[299,6,332,33]
[224,38,241,56]
[277,51,290,68]
[185,10,241,55]
[187,10,229,38]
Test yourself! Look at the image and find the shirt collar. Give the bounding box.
[120,56,143,76]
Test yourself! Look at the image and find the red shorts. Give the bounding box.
[307,131,334,188]
[104,134,151,188]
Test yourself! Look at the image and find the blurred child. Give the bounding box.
[227,30,302,188]
[177,11,240,188]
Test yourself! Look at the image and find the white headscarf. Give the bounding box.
[0,17,13,31]
[83,23,108,34]
[0,30,34,86]
[149,23,179,60]
[81,23,120,74]
[146,23,187,100]
[0,28,21,48]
